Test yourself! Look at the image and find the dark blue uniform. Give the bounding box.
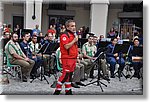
[129,45,143,78]
[20,41,42,76]
[106,44,125,77]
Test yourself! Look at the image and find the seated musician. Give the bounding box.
[29,35,41,57]
[20,33,42,78]
[5,33,35,82]
[93,36,98,48]
[42,33,56,74]
[81,35,96,78]
[129,38,143,79]
[81,35,110,81]
[106,38,125,78]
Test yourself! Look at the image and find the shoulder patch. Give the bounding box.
[62,37,67,41]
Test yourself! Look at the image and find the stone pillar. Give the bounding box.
[24,0,43,30]
[0,2,4,24]
[90,0,109,37]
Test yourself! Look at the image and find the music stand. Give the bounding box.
[47,42,59,74]
[85,51,107,92]
[78,38,88,48]
[37,36,44,43]
[30,43,50,84]
[132,46,143,57]
[113,44,130,54]
[51,42,60,53]
[43,42,60,78]
[113,44,130,81]
[98,41,111,49]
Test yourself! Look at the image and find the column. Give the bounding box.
[24,0,43,30]
[90,0,109,37]
[0,2,4,24]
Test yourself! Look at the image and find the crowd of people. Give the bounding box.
[0,20,143,95]
[107,27,143,45]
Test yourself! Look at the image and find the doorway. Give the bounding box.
[13,16,24,31]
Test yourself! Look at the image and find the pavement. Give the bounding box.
[0,69,143,95]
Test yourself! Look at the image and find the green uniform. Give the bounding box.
[82,42,97,57]
[81,42,108,77]
[5,40,35,78]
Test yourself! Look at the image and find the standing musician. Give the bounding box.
[53,20,78,95]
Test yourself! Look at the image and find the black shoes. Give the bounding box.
[30,74,35,79]
[53,90,61,95]
[110,75,115,78]
[118,70,122,78]
[30,73,40,79]
[89,75,95,79]
[132,74,141,79]
[71,83,80,88]
[65,89,73,95]
[110,72,115,78]
[53,90,73,95]
[103,75,110,81]
[22,77,27,82]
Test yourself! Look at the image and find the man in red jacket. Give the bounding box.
[53,20,78,95]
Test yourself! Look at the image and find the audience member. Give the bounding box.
[32,25,41,36]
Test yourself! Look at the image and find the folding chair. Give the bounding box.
[3,52,22,81]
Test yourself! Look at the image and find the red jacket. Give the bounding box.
[60,31,78,59]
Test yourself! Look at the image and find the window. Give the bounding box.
[48,4,66,10]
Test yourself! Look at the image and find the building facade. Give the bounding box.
[0,0,143,39]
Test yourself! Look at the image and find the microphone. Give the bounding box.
[74,31,78,40]
[73,31,78,45]
[74,31,77,37]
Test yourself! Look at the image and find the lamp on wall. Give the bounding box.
[32,0,36,20]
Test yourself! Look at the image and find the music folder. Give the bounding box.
[38,42,60,55]
[132,46,143,57]
[113,44,130,54]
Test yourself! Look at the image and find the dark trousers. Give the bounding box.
[132,62,142,76]
[31,56,43,75]
[107,57,125,75]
